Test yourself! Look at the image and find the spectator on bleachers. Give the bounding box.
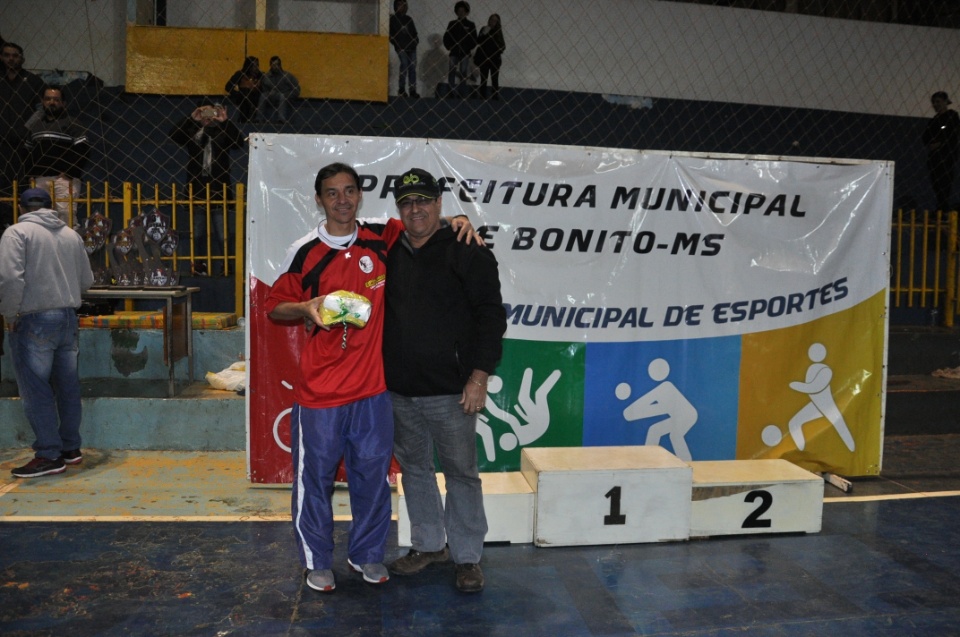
[23,86,89,226]
[390,0,420,98]
[443,1,477,98]
[257,56,300,124]
[168,102,244,260]
[474,14,505,100]
[224,56,261,123]
[0,41,44,229]
[923,91,960,212]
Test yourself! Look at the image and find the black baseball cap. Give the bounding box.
[395,168,441,202]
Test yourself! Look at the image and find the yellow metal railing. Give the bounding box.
[3,193,959,326]
[5,180,246,317]
[889,208,960,327]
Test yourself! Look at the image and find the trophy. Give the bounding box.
[80,212,112,287]
[136,208,179,287]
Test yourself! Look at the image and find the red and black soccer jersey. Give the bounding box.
[265,219,403,408]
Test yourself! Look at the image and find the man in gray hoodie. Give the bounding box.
[0,187,93,478]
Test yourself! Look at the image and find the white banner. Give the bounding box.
[247,135,892,481]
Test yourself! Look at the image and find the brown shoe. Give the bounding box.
[388,547,450,575]
[455,563,484,593]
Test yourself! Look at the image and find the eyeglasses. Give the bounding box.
[398,196,436,211]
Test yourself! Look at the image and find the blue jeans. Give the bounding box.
[10,308,82,460]
[448,55,470,90]
[391,393,488,564]
[397,49,417,93]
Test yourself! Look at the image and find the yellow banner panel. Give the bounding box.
[126,26,245,96]
[737,291,886,476]
[127,26,388,102]
[245,31,388,102]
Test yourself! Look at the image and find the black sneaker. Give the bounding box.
[455,563,484,593]
[388,547,450,575]
[61,449,83,465]
[11,456,66,478]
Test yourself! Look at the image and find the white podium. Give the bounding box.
[394,448,825,548]
[520,446,692,547]
[689,459,823,537]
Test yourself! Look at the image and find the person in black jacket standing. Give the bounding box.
[474,14,505,100]
[169,103,244,258]
[923,91,960,212]
[442,1,477,97]
[390,0,420,97]
[384,167,505,593]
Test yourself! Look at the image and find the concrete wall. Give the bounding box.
[0,327,246,451]
[0,327,244,382]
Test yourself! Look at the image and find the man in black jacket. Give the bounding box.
[390,0,420,97]
[923,91,960,212]
[384,167,505,593]
[0,42,44,229]
[23,86,88,226]
[442,1,477,97]
[169,103,244,258]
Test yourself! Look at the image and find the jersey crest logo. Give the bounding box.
[359,255,374,274]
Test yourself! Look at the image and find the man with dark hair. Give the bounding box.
[443,1,477,97]
[266,162,400,593]
[0,187,93,478]
[23,86,89,225]
[384,167,505,593]
[257,56,300,124]
[265,162,480,594]
[0,41,44,228]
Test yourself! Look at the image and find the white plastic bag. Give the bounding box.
[205,360,246,391]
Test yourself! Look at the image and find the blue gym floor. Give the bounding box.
[2,436,960,636]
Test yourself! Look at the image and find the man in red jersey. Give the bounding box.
[265,162,478,593]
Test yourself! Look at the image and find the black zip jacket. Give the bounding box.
[383,226,506,396]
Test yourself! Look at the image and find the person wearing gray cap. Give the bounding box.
[0,187,93,478]
[384,167,506,593]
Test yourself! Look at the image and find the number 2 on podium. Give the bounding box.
[742,489,773,528]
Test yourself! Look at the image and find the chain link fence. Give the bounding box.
[2,0,960,315]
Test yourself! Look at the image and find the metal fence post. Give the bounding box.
[946,211,958,328]
[235,183,245,318]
